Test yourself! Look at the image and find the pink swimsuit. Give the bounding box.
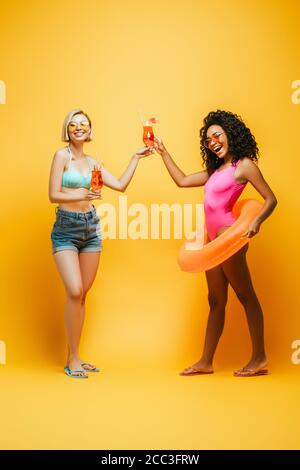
[204,159,247,240]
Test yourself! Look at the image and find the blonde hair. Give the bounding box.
[61,108,93,142]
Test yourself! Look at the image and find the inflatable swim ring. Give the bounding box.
[178,199,263,273]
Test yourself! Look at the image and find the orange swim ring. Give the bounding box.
[178,199,263,273]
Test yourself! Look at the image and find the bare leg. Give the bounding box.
[66,252,101,371]
[221,243,268,376]
[180,233,229,375]
[53,250,87,377]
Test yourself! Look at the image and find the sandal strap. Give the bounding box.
[65,367,87,375]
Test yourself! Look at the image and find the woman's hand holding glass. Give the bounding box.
[86,189,102,201]
[153,136,167,156]
[133,146,154,159]
[73,187,102,201]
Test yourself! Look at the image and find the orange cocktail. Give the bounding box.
[90,166,103,191]
[143,117,156,147]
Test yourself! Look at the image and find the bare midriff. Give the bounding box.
[58,186,94,213]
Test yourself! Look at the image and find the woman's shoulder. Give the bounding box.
[54,147,69,160]
[51,148,69,173]
[239,156,258,169]
[237,157,261,182]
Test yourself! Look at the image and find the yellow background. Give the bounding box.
[0,0,299,450]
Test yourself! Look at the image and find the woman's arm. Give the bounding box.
[92,147,153,192]
[48,149,101,203]
[240,158,278,237]
[154,137,209,187]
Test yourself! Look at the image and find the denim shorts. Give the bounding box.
[51,205,102,255]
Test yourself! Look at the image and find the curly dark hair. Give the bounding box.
[200,110,259,175]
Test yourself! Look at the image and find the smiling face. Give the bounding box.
[67,113,91,143]
[205,125,229,159]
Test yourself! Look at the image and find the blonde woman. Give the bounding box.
[49,109,152,378]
